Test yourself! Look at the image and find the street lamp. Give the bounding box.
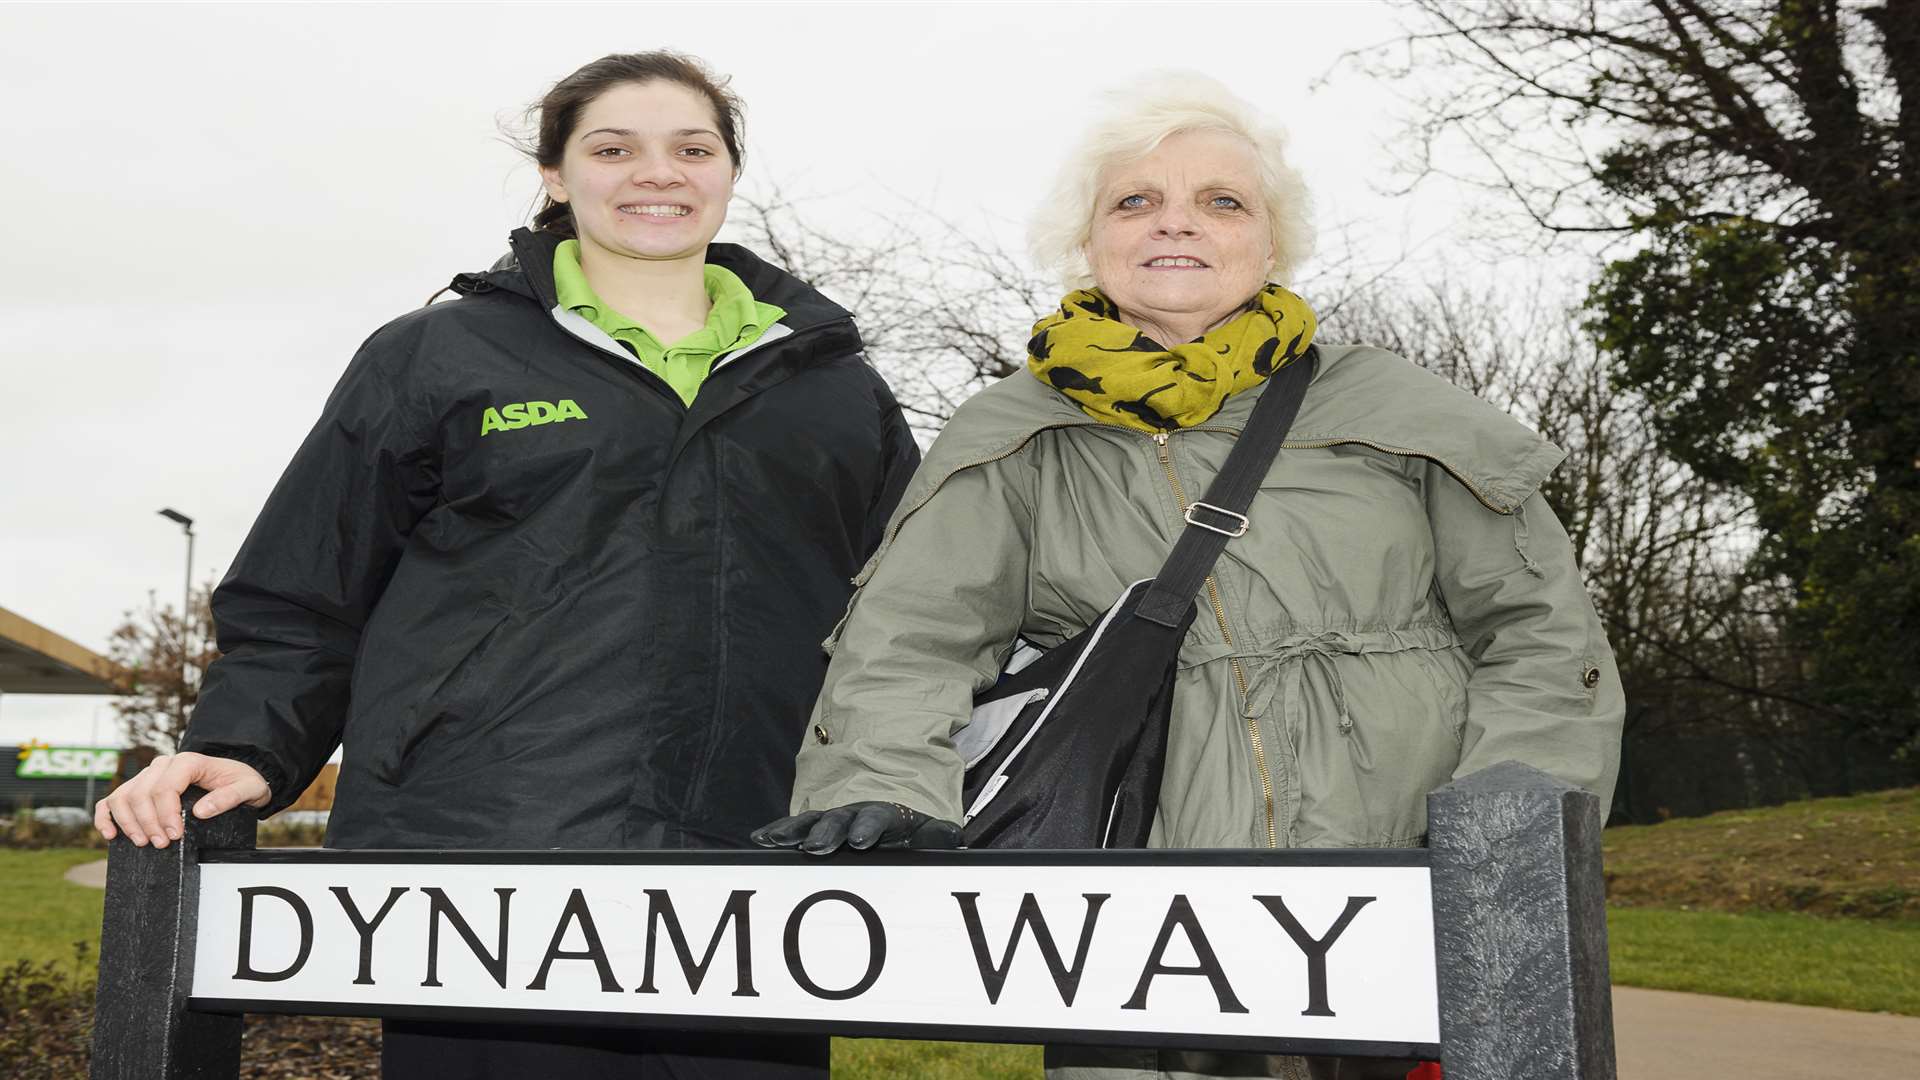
[157,508,195,739]
[157,508,194,627]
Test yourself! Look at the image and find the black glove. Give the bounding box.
[751,802,963,855]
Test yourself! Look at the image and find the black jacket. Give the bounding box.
[182,228,919,849]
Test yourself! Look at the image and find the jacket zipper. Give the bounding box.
[551,305,683,403]
[553,305,834,411]
[1153,432,1277,849]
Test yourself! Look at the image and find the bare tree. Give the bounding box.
[107,581,218,754]
[729,188,1054,433]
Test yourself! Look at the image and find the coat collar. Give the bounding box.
[844,344,1563,591]
[907,343,1565,523]
[450,228,859,339]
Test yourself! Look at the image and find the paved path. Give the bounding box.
[1615,986,1920,1078]
[52,865,1920,1077]
[63,858,106,888]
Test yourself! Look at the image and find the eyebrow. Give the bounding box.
[579,127,722,141]
[1108,178,1251,191]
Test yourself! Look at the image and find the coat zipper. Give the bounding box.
[1153,432,1277,849]
[553,305,830,411]
[551,305,683,404]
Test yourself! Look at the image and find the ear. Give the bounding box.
[539,164,569,206]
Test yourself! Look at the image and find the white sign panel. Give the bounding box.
[192,854,1438,1053]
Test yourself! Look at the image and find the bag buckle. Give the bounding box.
[1183,502,1250,538]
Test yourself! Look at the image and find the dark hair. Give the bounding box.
[522,52,746,238]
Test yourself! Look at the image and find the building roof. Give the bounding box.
[0,606,121,695]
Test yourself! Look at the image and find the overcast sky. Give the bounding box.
[1,1,1487,746]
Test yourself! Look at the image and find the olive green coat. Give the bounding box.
[791,345,1622,849]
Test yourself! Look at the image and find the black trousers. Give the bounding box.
[1044,1044,1421,1079]
[381,1019,830,1080]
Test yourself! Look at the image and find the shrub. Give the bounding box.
[0,813,104,852]
[0,942,93,1079]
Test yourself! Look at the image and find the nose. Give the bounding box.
[1150,201,1200,239]
[627,149,683,187]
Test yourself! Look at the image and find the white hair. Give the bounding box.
[1028,71,1314,291]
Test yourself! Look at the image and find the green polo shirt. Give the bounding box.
[552,240,785,406]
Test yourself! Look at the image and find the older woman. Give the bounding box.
[756,75,1623,1080]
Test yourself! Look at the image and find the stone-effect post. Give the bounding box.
[1427,760,1616,1079]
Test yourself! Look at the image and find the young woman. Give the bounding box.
[95,52,918,1079]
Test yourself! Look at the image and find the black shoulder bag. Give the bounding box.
[959,353,1314,849]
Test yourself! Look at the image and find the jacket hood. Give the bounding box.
[449,227,860,339]
[851,345,1566,587]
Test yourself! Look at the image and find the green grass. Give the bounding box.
[0,848,104,977]
[1599,789,1920,1013]
[1603,787,1920,918]
[1607,906,1920,1015]
[833,1038,1039,1079]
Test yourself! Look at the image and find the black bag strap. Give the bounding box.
[1136,349,1315,628]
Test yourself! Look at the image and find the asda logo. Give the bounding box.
[16,744,120,780]
[480,399,589,437]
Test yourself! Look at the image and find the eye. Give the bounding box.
[1117,193,1149,209]
[680,146,715,158]
[591,146,629,158]
[1210,195,1244,210]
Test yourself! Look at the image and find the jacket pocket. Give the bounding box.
[1291,647,1461,847]
[1413,645,1472,746]
[373,598,512,784]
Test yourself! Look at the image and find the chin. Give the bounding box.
[586,231,712,264]
[1131,286,1222,312]
[628,245,709,262]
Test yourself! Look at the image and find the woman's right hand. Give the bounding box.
[752,802,963,855]
[94,751,271,848]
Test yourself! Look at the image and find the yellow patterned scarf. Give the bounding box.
[1026,285,1317,432]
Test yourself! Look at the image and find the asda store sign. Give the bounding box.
[16,745,120,780]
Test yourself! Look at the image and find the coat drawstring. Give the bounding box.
[1276,634,1355,734]
[1311,651,1354,734]
[1512,504,1545,579]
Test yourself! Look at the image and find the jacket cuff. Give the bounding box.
[186,742,292,817]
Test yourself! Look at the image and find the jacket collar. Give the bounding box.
[902,344,1566,522]
[450,227,859,339]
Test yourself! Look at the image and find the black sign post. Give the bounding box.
[87,763,1616,1080]
[91,792,255,1079]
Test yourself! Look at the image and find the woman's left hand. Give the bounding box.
[752,802,962,854]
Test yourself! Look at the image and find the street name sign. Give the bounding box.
[91,763,1618,1080]
[190,850,1439,1057]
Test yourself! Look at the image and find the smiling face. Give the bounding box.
[1085,129,1274,345]
[539,79,735,267]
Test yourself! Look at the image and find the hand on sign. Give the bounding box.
[751,802,963,855]
[94,752,271,849]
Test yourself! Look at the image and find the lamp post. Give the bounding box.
[85,701,108,812]
[157,508,195,739]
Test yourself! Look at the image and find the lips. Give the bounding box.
[1143,256,1209,268]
